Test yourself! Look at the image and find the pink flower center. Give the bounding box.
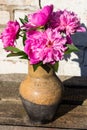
[47,40,53,48]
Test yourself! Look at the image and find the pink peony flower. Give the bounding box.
[25,5,53,29]
[49,10,86,35]
[24,28,67,64]
[43,28,67,64]
[0,21,20,48]
[24,30,46,64]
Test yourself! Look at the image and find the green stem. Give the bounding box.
[39,0,42,9]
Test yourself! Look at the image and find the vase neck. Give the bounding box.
[28,63,53,78]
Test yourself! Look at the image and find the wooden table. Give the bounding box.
[0,74,87,130]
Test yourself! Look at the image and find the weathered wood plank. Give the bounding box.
[63,87,87,104]
[60,76,87,87]
[0,74,87,129]
[0,74,87,86]
[0,100,87,129]
[50,105,87,129]
[0,100,27,126]
[0,125,71,130]
[0,81,20,99]
[1,82,87,104]
[32,105,87,129]
[0,74,25,99]
[0,74,26,82]
[0,75,87,105]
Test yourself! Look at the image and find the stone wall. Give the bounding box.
[0,0,87,76]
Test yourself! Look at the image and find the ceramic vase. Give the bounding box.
[19,62,63,124]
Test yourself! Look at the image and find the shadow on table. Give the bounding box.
[53,76,87,120]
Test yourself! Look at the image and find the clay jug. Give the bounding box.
[19,62,63,124]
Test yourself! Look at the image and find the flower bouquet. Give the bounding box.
[0,4,86,73]
[0,4,86,124]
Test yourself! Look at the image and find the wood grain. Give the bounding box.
[0,125,72,130]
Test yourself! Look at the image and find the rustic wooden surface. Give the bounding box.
[0,74,87,130]
[0,125,74,130]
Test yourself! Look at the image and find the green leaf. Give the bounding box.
[7,53,20,57]
[24,15,28,22]
[65,44,79,54]
[19,54,28,59]
[23,32,26,46]
[4,46,21,53]
[19,18,27,24]
[7,51,27,58]
[5,46,28,59]
[19,15,28,24]
[33,62,42,71]
[52,62,59,72]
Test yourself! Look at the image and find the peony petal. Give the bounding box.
[77,26,86,32]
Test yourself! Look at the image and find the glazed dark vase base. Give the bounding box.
[21,96,59,124]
